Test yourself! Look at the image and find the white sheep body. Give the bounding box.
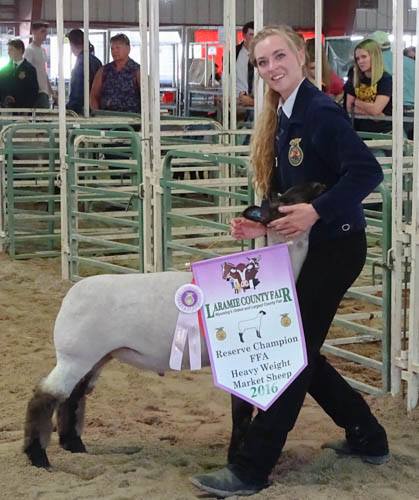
[24,242,307,468]
[267,230,309,279]
[41,271,210,399]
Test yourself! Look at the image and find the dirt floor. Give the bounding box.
[1,253,418,500]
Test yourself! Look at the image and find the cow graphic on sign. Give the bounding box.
[221,256,261,294]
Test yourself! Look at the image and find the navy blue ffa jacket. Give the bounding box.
[269,78,383,245]
[0,59,38,108]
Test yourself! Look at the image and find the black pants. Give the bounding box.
[233,231,379,481]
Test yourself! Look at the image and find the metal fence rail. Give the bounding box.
[323,183,392,395]
[0,117,409,401]
[0,120,144,258]
[67,129,144,281]
[161,150,253,271]
[2,123,61,258]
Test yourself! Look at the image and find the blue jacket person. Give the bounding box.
[0,39,38,108]
[191,25,389,499]
[66,29,102,115]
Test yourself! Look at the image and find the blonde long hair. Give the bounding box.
[353,39,384,88]
[249,25,306,198]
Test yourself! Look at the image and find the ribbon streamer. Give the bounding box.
[169,284,204,371]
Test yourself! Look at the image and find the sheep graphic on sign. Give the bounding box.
[221,256,261,294]
[237,310,266,343]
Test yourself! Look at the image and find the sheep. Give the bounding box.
[23,271,256,469]
[23,182,326,469]
[237,310,267,343]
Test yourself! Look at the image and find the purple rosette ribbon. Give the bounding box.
[169,284,204,371]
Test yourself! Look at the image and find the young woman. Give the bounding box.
[305,38,344,101]
[191,25,389,498]
[345,38,392,133]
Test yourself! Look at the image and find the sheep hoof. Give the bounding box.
[24,439,51,468]
[59,435,87,453]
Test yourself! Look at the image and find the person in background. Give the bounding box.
[345,38,392,133]
[403,46,416,60]
[24,21,54,108]
[369,30,415,109]
[236,21,255,109]
[66,29,102,115]
[305,38,344,102]
[90,33,141,113]
[191,24,388,498]
[0,39,38,108]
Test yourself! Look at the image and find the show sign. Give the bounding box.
[192,244,307,410]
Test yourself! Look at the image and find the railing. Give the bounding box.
[67,129,144,280]
[161,150,252,271]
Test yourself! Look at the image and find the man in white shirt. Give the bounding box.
[24,21,53,108]
[236,21,254,143]
[236,21,255,108]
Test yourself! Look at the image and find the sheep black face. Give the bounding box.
[242,182,326,225]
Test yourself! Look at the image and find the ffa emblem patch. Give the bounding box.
[18,71,26,80]
[215,327,227,341]
[288,138,304,167]
[280,313,291,327]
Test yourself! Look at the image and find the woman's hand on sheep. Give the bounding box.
[230,217,267,240]
[267,203,320,238]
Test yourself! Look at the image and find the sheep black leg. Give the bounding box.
[25,438,50,468]
[227,395,254,463]
[57,374,92,453]
[23,389,59,468]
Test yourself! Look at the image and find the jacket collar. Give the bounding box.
[288,78,319,125]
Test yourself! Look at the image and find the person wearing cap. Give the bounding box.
[404,46,416,60]
[0,39,38,108]
[90,33,141,113]
[24,21,54,108]
[66,29,102,114]
[369,30,415,110]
